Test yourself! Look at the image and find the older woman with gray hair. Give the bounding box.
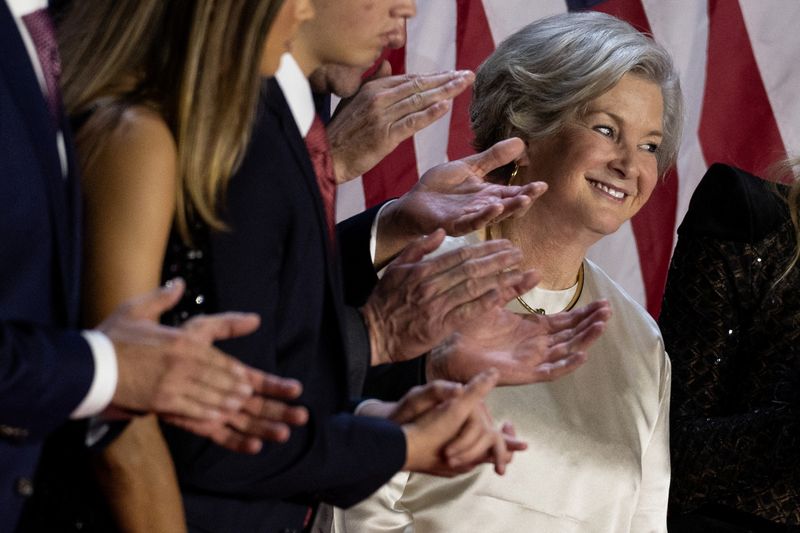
[328,10,683,533]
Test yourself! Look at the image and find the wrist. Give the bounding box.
[361,303,391,366]
[331,149,352,184]
[400,424,422,472]
[375,200,416,268]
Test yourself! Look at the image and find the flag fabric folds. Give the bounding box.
[336,0,799,317]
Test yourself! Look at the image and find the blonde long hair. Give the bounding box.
[58,0,285,241]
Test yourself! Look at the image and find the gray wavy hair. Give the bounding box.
[470,11,683,176]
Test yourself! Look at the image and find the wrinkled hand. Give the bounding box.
[401,370,526,476]
[363,230,540,366]
[376,138,547,267]
[329,62,474,183]
[427,300,612,386]
[101,279,308,453]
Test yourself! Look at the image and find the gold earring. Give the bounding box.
[509,162,520,184]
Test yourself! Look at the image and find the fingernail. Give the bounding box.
[164,278,182,290]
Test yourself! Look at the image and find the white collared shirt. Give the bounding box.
[275,53,315,137]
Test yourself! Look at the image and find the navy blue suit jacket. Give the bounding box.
[163,79,406,533]
[0,2,94,528]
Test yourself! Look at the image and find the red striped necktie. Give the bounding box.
[22,8,62,123]
[304,115,337,244]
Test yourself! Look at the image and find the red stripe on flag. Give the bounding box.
[447,0,495,161]
[699,0,786,176]
[361,46,421,207]
[590,0,678,317]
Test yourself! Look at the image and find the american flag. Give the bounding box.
[336,0,800,318]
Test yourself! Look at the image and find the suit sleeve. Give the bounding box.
[0,322,93,441]
[337,204,384,308]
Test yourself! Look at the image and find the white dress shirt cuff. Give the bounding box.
[369,199,397,266]
[71,330,118,419]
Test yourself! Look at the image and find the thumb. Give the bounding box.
[365,59,393,82]
[123,278,186,321]
[463,138,526,178]
[461,368,499,403]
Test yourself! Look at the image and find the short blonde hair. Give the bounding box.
[470,11,683,177]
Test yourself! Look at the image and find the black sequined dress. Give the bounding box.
[160,218,216,327]
[660,164,800,531]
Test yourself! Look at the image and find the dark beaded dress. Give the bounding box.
[660,164,800,532]
[160,218,216,327]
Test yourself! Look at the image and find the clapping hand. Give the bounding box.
[427,300,612,385]
[100,280,308,453]
[375,138,547,267]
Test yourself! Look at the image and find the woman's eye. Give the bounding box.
[641,143,659,154]
[594,125,614,137]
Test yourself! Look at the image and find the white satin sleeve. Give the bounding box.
[327,472,413,533]
[629,349,671,533]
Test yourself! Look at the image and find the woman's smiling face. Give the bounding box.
[524,73,664,239]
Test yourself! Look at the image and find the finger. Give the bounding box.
[247,369,304,400]
[392,228,447,265]
[450,202,505,236]
[434,268,526,319]
[386,73,473,124]
[414,239,520,291]
[443,410,487,460]
[165,416,264,454]
[544,300,611,332]
[365,59,392,82]
[492,432,511,475]
[551,320,607,359]
[385,70,473,107]
[179,377,245,414]
[491,195,534,222]
[183,344,254,395]
[545,304,612,346]
[121,278,186,320]
[530,352,589,382]
[228,409,294,443]
[495,269,541,305]
[501,422,528,452]
[153,388,223,421]
[388,99,452,141]
[396,381,464,422]
[241,395,309,427]
[501,181,548,201]
[461,138,526,178]
[182,312,261,343]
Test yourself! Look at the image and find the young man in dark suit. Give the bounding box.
[163,2,610,532]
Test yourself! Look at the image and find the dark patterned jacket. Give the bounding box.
[661,163,800,528]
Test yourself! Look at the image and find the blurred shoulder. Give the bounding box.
[679,163,788,243]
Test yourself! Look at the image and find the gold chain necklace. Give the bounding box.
[515,263,584,315]
[486,224,585,316]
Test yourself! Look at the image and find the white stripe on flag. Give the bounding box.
[740,0,800,156]
[406,1,457,173]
